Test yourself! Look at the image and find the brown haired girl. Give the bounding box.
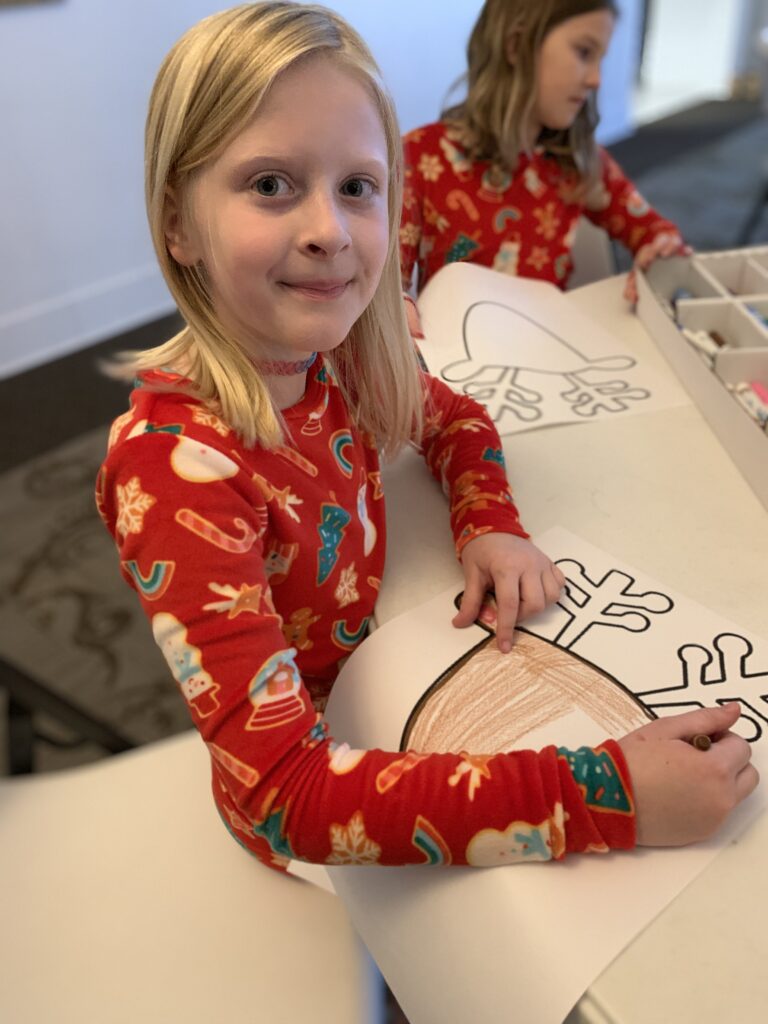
[401,0,689,306]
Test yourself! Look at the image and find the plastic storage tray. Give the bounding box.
[636,246,768,511]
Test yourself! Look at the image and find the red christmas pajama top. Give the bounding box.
[401,121,679,292]
[97,356,635,869]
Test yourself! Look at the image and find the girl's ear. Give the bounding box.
[504,23,524,65]
[163,187,200,267]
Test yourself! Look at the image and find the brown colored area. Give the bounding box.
[403,630,651,754]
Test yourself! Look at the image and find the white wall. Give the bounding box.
[0,0,639,378]
[643,0,747,95]
[597,0,642,143]
[733,0,768,77]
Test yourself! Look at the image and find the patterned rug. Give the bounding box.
[0,426,191,771]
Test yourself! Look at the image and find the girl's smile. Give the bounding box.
[279,278,352,301]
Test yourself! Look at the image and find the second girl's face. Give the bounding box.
[532,10,615,134]
[168,55,390,361]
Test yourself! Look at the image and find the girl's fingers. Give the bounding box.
[661,702,742,741]
[453,571,484,628]
[403,294,425,339]
[735,763,760,802]
[628,236,689,305]
[624,269,638,303]
[658,236,682,257]
[516,570,546,621]
[492,571,521,652]
[542,566,564,604]
[710,730,754,771]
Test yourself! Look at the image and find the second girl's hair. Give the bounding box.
[119,2,422,452]
[443,0,618,190]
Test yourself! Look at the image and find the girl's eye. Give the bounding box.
[340,178,375,199]
[252,174,290,198]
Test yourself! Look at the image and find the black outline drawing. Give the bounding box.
[636,633,768,742]
[438,301,651,431]
[400,604,653,753]
[553,559,674,648]
[400,561,767,754]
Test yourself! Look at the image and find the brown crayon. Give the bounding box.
[690,733,712,751]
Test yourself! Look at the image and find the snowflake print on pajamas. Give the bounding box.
[326,811,382,865]
[115,477,156,539]
[335,563,360,608]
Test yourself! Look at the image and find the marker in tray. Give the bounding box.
[670,287,694,307]
[728,381,768,428]
[680,326,729,365]
[746,305,768,329]
[668,287,694,321]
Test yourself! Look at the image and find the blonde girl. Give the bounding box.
[99,2,756,872]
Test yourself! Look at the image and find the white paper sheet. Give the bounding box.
[324,527,767,1024]
[417,263,687,434]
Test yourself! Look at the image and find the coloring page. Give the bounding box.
[403,527,768,758]
[324,527,767,1024]
[417,262,687,434]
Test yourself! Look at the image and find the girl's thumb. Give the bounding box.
[686,701,741,736]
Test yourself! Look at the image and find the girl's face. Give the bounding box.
[530,10,614,136]
[166,55,390,362]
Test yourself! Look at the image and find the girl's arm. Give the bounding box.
[416,372,528,548]
[583,148,683,254]
[583,148,691,303]
[99,407,634,868]
[416,373,564,647]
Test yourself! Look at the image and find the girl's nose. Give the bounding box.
[302,191,352,258]
[585,62,602,91]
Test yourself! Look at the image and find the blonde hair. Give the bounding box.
[120,2,422,453]
[443,0,618,193]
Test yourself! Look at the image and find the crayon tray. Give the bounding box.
[637,246,768,512]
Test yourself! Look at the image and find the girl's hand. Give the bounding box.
[619,703,759,847]
[403,293,425,340]
[624,232,693,304]
[454,533,565,652]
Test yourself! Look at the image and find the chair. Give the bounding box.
[0,732,376,1024]
[567,217,617,290]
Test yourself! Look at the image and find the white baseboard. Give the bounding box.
[0,265,177,379]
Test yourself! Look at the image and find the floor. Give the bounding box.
[632,84,727,126]
[0,311,183,476]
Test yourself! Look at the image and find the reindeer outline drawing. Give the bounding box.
[439,301,651,431]
[400,558,766,755]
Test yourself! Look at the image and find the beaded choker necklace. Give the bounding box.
[255,352,317,376]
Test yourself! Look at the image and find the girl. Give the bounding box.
[400,0,688,307]
[98,2,756,871]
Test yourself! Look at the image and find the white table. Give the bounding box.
[0,733,375,1024]
[377,276,768,639]
[348,276,768,1023]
